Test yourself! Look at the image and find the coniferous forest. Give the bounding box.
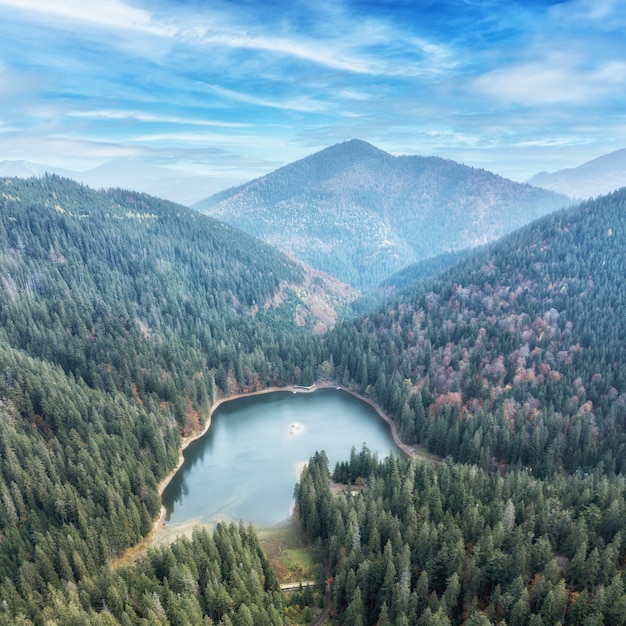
[0,175,323,624]
[296,190,626,624]
[0,174,625,624]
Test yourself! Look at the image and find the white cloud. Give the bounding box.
[550,0,626,23]
[472,54,626,106]
[0,132,146,168]
[206,84,329,113]
[0,0,174,35]
[128,132,244,143]
[1,0,623,184]
[196,31,379,75]
[67,109,251,128]
[0,59,42,98]
[179,2,454,77]
[0,0,451,78]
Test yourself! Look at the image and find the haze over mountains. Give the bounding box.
[0,159,226,207]
[195,140,569,289]
[4,142,625,218]
[528,148,626,199]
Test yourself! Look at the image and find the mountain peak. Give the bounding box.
[196,143,568,289]
[331,138,386,153]
[313,139,391,162]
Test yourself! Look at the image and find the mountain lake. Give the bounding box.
[161,388,399,527]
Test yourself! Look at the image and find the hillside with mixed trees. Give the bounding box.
[377,248,476,296]
[0,175,341,623]
[195,140,569,289]
[295,188,626,624]
[325,188,626,474]
[1,173,625,624]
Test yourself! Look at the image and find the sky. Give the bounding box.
[1,0,625,196]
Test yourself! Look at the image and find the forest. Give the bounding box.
[196,140,568,289]
[297,449,626,625]
[326,191,626,476]
[0,175,324,624]
[0,175,625,624]
[295,190,626,623]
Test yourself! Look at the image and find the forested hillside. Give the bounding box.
[1,175,625,624]
[0,175,335,623]
[297,449,626,625]
[294,189,626,623]
[327,189,626,474]
[195,140,569,289]
[377,248,476,296]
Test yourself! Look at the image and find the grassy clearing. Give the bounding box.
[257,520,320,585]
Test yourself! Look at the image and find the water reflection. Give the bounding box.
[162,389,398,526]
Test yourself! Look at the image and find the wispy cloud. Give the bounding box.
[191,25,454,77]
[549,0,626,25]
[473,55,626,105]
[205,84,329,114]
[68,109,251,128]
[0,0,449,77]
[0,0,625,185]
[0,0,173,35]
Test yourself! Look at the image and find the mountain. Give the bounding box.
[0,159,231,205]
[0,175,357,622]
[2,172,625,624]
[194,139,569,289]
[76,159,233,206]
[330,189,626,474]
[528,148,626,199]
[302,189,626,624]
[0,159,77,179]
[377,246,476,294]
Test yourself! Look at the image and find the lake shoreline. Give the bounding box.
[116,381,430,567]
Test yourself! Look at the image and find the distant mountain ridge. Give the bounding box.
[528,148,626,199]
[194,139,569,289]
[0,159,223,206]
[0,159,77,179]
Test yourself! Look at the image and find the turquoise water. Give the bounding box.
[161,388,398,526]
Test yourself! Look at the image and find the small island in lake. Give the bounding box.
[289,422,304,437]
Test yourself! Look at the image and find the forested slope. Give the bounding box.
[327,189,626,475]
[297,449,626,625]
[196,139,568,289]
[1,175,625,624]
[377,248,476,296]
[0,175,332,623]
[293,188,626,624]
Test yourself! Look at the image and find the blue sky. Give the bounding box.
[1,0,625,191]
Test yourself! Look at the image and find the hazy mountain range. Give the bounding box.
[1,165,626,623]
[528,148,626,199]
[195,139,569,289]
[4,143,625,213]
[0,159,224,206]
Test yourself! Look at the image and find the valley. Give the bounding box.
[195,140,569,290]
[2,0,626,622]
[0,165,625,625]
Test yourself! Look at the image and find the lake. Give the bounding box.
[161,388,399,526]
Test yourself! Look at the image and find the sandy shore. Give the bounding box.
[116,381,434,566]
